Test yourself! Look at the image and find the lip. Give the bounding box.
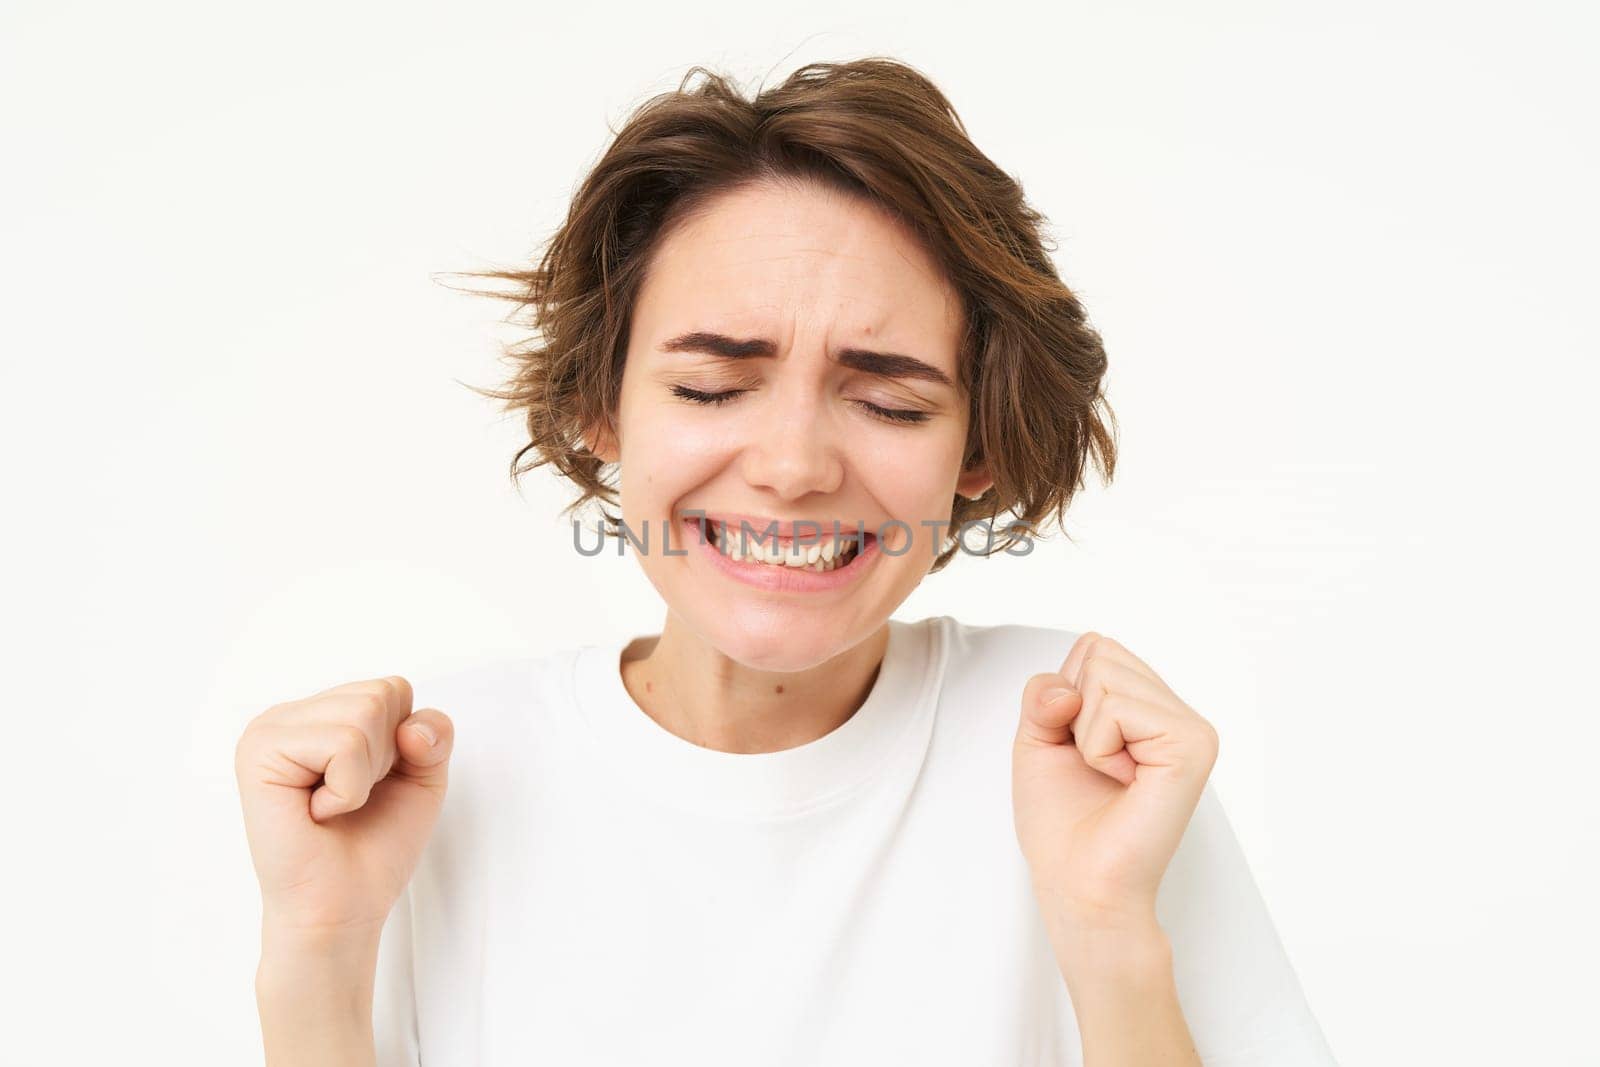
[683,517,881,594]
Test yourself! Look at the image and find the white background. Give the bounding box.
[3,1,1596,1063]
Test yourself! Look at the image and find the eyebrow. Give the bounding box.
[659,330,954,388]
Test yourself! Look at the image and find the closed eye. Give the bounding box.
[670,385,747,406]
[854,400,930,425]
[669,384,930,425]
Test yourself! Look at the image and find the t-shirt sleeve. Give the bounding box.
[372,884,422,1067]
[1157,783,1339,1066]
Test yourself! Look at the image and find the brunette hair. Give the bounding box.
[454,56,1117,572]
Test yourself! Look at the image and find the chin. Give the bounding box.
[693,607,860,674]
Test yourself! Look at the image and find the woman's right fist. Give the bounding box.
[234,675,454,936]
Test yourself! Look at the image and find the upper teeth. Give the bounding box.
[708,521,860,571]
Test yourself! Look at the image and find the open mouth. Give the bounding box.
[689,517,875,574]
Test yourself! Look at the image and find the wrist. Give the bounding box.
[256,920,383,1012]
[1030,881,1160,934]
[1032,889,1173,989]
[252,913,387,1067]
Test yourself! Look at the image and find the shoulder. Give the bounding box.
[407,646,584,771]
[926,614,1083,682]
[410,647,574,719]
[405,646,593,866]
[909,615,1082,743]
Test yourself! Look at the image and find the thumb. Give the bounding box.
[1017,672,1083,747]
[393,708,454,788]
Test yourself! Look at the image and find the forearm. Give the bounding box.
[255,923,382,1067]
[1037,895,1202,1067]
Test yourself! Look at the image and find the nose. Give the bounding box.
[738,384,845,501]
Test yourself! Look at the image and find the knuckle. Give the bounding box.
[1080,658,1106,686]
[352,694,388,730]
[322,783,364,813]
[236,705,281,757]
[247,701,288,729]
[309,691,356,720]
[381,675,414,709]
[334,723,369,759]
[232,731,256,774]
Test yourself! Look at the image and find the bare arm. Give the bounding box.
[255,924,383,1067]
[1039,897,1201,1067]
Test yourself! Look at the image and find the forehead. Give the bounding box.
[634,178,964,350]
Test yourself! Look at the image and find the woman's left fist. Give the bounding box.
[1012,631,1220,926]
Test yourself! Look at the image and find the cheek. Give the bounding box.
[851,426,968,513]
[617,400,736,494]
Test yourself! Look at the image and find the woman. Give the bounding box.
[235,58,1336,1065]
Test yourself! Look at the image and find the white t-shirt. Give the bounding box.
[374,614,1336,1065]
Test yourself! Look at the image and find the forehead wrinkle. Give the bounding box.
[647,206,961,356]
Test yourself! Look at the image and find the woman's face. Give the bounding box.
[597,177,990,672]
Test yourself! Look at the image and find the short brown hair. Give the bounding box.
[455,57,1117,572]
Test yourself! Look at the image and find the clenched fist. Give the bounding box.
[234,675,454,937]
[1012,632,1219,926]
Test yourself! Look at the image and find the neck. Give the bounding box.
[619,612,890,754]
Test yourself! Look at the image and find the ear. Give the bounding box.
[582,419,620,465]
[955,463,993,501]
